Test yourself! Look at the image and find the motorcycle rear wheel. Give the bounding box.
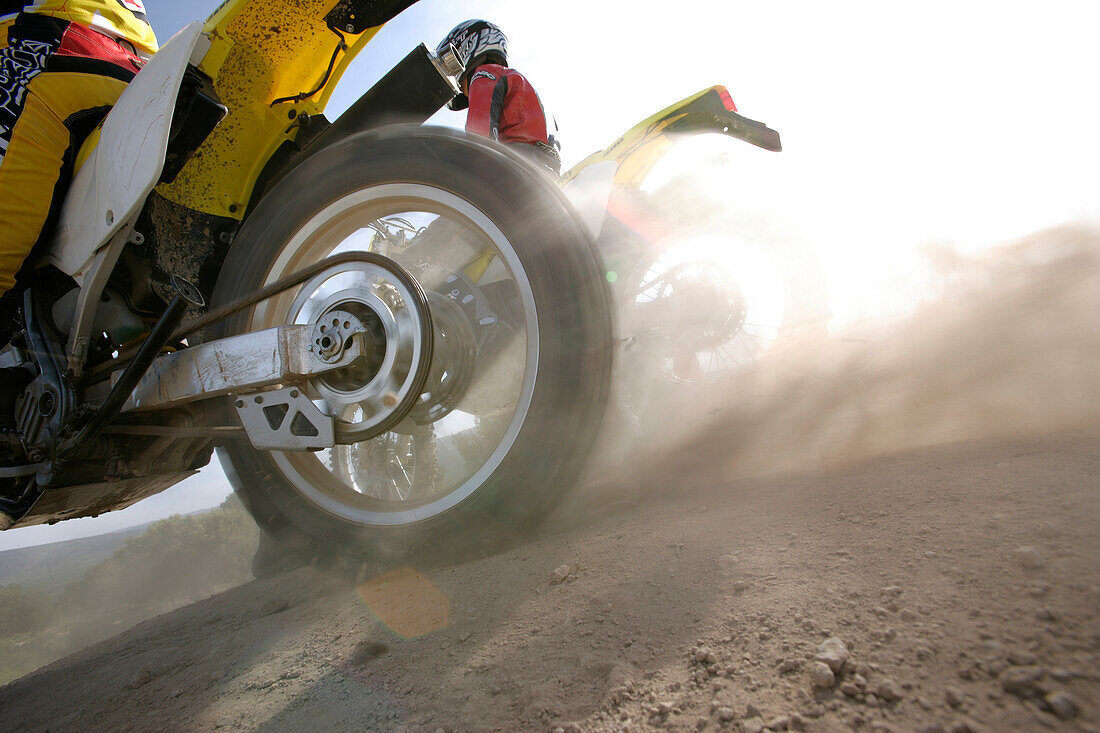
[211,127,612,568]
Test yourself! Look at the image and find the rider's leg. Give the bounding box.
[0,73,128,293]
[0,14,141,295]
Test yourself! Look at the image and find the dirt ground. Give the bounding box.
[1,227,1097,732]
[0,431,1096,733]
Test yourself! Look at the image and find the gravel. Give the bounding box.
[1044,690,1080,720]
[1000,665,1045,698]
[778,659,801,674]
[550,564,572,585]
[876,678,902,702]
[814,637,850,674]
[129,668,156,689]
[741,716,765,733]
[810,661,836,689]
[839,680,861,697]
[767,715,790,730]
[1012,545,1044,569]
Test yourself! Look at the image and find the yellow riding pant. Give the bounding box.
[0,13,141,294]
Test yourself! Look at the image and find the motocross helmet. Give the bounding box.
[437,19,509,111]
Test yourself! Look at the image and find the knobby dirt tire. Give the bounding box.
[209,126,613,570]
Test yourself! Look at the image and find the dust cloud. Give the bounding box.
[581,220,1100,505]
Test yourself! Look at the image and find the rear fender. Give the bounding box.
[560,86,782,190]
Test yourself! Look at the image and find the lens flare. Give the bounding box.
[356,566,450,638]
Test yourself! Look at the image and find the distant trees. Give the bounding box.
[0,584,54,635]
[0,494,258,683]
[59,494,257,616]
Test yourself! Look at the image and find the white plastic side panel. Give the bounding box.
[43,22,206,280]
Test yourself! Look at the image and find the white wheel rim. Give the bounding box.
[251,184,540,526]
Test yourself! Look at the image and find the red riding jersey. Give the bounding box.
[465,63,559,173]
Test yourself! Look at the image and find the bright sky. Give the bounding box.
[2,0,1096,550]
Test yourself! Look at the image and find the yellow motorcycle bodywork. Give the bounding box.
[155,0,390,220]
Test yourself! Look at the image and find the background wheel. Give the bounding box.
[610,184,828,423]
[211,126,613,567]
